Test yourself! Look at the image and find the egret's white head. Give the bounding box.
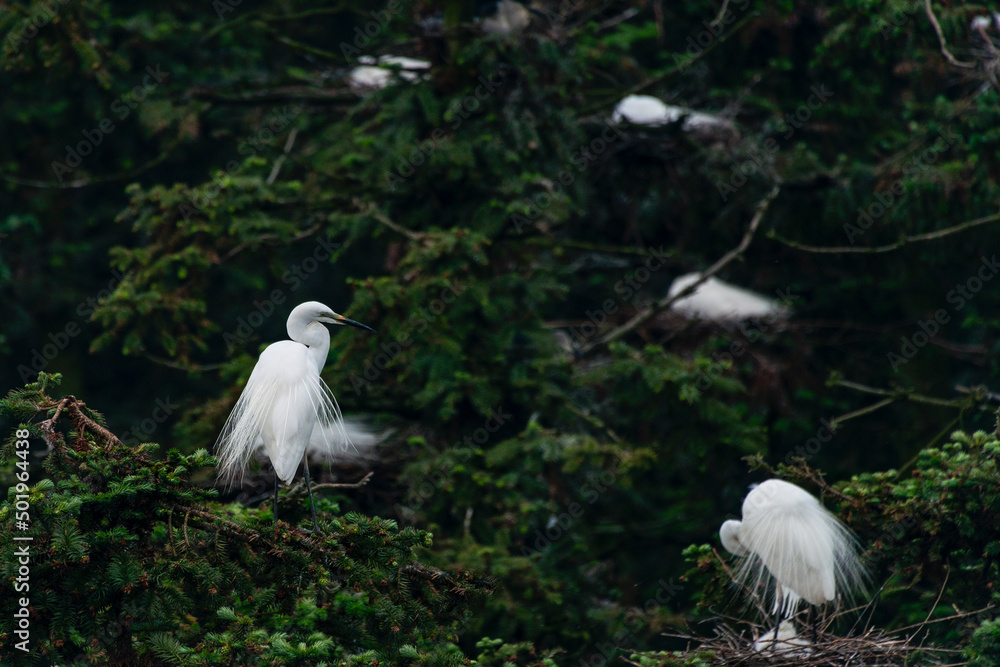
[291,301,375,333]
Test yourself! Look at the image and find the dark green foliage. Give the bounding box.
[0,375,503,665]
[4,0,1000,662]
[968,619,1000,667]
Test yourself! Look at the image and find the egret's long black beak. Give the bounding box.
[334,314,376,333]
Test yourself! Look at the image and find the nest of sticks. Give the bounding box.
[629,557,983,667]
[634,605,981,667]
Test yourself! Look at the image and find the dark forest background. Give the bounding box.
[2,1,1000,665]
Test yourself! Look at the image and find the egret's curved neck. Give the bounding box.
[288,320,331,373]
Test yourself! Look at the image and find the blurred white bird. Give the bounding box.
[668,273,789,323]
[481,0,531,35]
[752,620,811,654]
[348,56,431,93]
[720,479,867,636]
[612,94,734,135]
[215,301,375,531]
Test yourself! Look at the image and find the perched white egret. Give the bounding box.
[719,479,866,636]
[612,94,735,135]
[215,301,375,532]
[668,273,789,323]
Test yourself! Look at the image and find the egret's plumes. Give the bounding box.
[720,479,867,619]
[216,341,344,485]
[214,301,375,530]
[251,417,387,468]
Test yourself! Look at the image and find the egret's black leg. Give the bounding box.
[773,589,784,641]
[809,606,817,644]
[303,454,320,533]
[273,472,279,527]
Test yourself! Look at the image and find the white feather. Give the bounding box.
[668,273,789,323]
[251,417,386,468]
[719,479,867,618]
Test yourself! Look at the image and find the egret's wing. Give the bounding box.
[214,361,282,486]
[264,372,339,483]
[736,494,866,611]
[215,343,347,485]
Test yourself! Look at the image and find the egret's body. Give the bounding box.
[612,94,734,134]
[668,273,789,323]
[481,0,531,35]
[215,302,374,531]
[720,480,866,633]
[347,56,430,92]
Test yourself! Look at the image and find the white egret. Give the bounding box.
[668,273,789,323]
[612,94,735,135]
[481,0,531,36]
[215,301,375,532]
[719,479,867,638]
[347,56,431,93]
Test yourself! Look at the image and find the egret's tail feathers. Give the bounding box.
[215,368,353,486]
[305,418,388,465]
[732,496,867,615]
[214,371,281,486]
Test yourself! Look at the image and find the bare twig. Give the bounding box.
[267,127,298,184]
[924,0,976,69]
[579,184,780,355]
[355,199,427,242]
[1,139,180,189]
[770,211,1000,254]
[956,384,1000,403]
[308,472,375,492]
[38,396,124,449]
[184,86,356,106]
[711,0,732,26]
